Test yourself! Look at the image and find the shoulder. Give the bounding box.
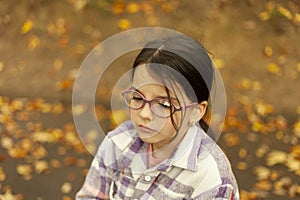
[105,120,137,151]
[197,129,233,176]
[194,129,239,198]
[94,120,137,161]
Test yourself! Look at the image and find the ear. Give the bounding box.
[189,101,208,125]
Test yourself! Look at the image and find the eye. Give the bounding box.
[158,101,172,108]
[131,94,143,101]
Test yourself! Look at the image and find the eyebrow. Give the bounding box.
[130,86,178,100]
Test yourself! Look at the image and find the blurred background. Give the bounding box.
[0,0,300,199]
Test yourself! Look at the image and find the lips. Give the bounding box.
[138,125,156,133]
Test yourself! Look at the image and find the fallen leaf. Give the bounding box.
[53,59,63,70]
[267,63,282,76]
[263,46,273,57]
[34,160,49,174]
[0,167,6,181]
[127,2,140,13]
[0,61,4,73]
[255,101,273,116]
[255,180,272,191]
[61,182,72,194]
[50,159,62,168]
[223,132,240,147]
[0,187,23,200]
[285,155,300,173]
[277,4,293,20]
[16,164,33,180]
[110,109,128,125]
[259,11,271,21]
[238,148,248,159]
[112,1,125,15]
[1,136,13,149]
[237,161,248,170]
[28,35,40,50]
[64,157,77,166]
[254,166,271,180]
[21,20,33,34]
[293,120,300,138]
[72,104,86,116]
[117,19,131,30]
[214,58,225,69]
[31,145,48,159]
[8,145,27,159]
[266,150,287,166]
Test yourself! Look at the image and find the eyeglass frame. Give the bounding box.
[121,88,198,118]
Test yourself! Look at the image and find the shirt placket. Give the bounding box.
[132,171,161,199]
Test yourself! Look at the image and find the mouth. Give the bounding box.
[138,125,156,133]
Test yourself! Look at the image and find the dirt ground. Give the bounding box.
[0,0,300,199]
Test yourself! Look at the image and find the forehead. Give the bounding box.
[132,64,188,100]
[132,64,163,88]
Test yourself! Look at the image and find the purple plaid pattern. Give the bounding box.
[76,121,239,200]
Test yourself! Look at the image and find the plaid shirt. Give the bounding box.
[76,121,239,200]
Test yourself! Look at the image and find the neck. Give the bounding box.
[151,127,188,159]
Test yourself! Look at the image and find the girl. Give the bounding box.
[76,35,239,199]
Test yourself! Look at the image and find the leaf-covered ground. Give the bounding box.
[0,0,300,199]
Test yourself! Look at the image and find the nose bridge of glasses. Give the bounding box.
[139,98,154,118]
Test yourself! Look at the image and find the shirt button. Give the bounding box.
[144,175,151,182]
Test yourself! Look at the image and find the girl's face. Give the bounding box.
[129,64,194,151]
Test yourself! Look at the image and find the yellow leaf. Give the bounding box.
[0,187,23,200]
[238,148,248,159]
[1,136,13,149]
[0,61,4,73]
[28,35,40,50]
[72,104,86,115]
[161,2,177,13]
[254,166,271,180]
[240,190,258,200]
[10,99,24,112]
[259,11,271,21]
[267,63,282,76]
[266,150,287,166]
[112,1,125,15]
[255,101,273,116]
[16,164,33,180]
[223,132,239,147]
[285,155,300,172]
[118,19,131,30]
[277,5,293,20]
[54,59,63,70]
[255,180,272,191]
[295,13,300,22]
[50,159,62,168]
[297,62,300,72]
[293,120,300,138]
[214,59,224,69]
[61,182,72,194]
[34,160,49,174]
[252,121,263,132]
[263,46,273,57]
[32,145,48,159]
[297,106,300,115]
[110,109,128,126]
[32,131,55,143]
[237,161,248,170]
[21,20,33,34]
[127,2,140,13]
[265,1,276,11]
[0,166,6,181]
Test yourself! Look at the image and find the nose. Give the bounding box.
[139,102,153,120]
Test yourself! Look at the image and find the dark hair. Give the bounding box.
[131,36,215,140]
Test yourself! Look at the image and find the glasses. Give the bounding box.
[122,89,197,118]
